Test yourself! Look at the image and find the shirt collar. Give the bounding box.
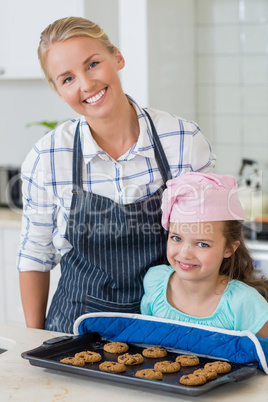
[80,95,155,164]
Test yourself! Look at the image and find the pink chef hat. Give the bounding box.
[161,172,245,230]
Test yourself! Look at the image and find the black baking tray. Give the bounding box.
[21,332,258,397]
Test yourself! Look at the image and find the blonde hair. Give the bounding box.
[38,16,117,90]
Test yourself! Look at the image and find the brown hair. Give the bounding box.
[220,220,268,300]
[37,16,117,90]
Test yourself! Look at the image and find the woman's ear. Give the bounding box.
[114,49,125,71]
[224,241,240,258]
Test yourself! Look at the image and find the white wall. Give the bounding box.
[0,80,75,166]
[195,0,268,190]
[0,0,267,192]
[148,0,196,119]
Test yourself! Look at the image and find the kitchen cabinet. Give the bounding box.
[0,0,84,79]
[0,210,60,326]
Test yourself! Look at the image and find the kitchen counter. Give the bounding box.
[0,324,267,401]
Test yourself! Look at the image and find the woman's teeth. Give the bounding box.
[85,89,106,104]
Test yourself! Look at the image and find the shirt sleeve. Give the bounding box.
[230,281,268,334]
[17,143,60,272]
[190,122,216,173]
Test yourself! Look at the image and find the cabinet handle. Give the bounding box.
[0,67,5,75]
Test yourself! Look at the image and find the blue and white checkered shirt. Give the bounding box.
[17,96,216,272]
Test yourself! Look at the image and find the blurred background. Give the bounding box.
[0,0,267,188]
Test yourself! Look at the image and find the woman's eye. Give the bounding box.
[89,61,99,69]
[62,76,73,85]
[198,242,209,248]
[171,236,181,242]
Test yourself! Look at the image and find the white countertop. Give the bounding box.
[0,324,267,402]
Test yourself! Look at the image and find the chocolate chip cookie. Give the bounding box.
[194,368,218,380]
[60,356,85,366]
[99,361,126,373]
[135,369,163,380]
[142,346,167,358]
[204,361,231,374]
[179,373,207,386]
[118,353,144,365]
[154,360,181,373]
[75,351,102,363]
[103,342,129,354]
[175,354,200,366]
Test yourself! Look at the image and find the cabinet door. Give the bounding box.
[3,228,23,326]
[3,227,61,326]
[0,0,84,79]
[0,230,6,324]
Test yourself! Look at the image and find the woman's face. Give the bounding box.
[46,36,125,123]
[167,221,236,283]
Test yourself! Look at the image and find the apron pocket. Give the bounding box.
[85,294,141,314]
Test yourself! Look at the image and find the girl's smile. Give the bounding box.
[177,261,199,271]
[167,221,236,283]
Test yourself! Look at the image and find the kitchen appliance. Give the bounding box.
[0,166,22,208]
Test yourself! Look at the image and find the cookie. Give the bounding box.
[99,361,126,373]
[204,361,231,374]
[154,360,181,373]
[179,373,207,386]
[194,368,218,380]
[103,342,129,354]
[175,354,200,366]
[142,346,167,358]
[118,353,144,365]
[60,357,85,366]
[75,351,102,363]
[135,369,163,381]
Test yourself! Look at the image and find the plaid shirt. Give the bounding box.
[17,96,216,272]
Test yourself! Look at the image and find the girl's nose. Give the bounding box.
[179,244,193,258]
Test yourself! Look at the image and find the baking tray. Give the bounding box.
[21,332,258,397]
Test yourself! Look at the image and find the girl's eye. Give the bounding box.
[171,236,181,242]
[197,242,209,248]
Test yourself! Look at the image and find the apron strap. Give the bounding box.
[143,109,172,184]
[72,122,83,189]
[72,111,172,190]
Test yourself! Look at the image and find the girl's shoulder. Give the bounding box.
[227,280,267,303]
[143,264,173,287]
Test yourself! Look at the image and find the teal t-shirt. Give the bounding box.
[140,264,268,334]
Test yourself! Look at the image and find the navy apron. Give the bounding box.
[45,110,172,333]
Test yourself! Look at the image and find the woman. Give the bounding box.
[18,16,216,333]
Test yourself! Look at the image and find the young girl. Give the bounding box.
[17,17,215,333]
[141,172,268,337]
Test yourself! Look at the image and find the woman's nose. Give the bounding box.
[80,75,96,93]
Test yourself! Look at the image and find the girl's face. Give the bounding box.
[167,221,238,283]
[46,36,125,123]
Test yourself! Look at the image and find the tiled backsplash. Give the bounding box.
[195,0,268,190]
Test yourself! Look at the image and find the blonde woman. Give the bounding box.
[18,17,216,333]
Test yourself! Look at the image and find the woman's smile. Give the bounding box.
[84,88,107,105]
